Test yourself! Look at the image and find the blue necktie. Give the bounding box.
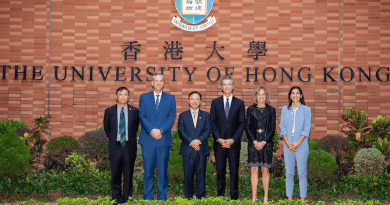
[156,94,160,109]
[225,98,230,119]
[119,108,126,146]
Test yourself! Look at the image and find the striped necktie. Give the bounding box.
[119,107,126,146]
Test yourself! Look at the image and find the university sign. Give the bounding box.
[1,65,389,83]
[172,0,217,31]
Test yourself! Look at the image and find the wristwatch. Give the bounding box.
[159,128,163,134]
[262,141,267,144]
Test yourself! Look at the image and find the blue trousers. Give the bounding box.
[283,141,309,198]
[141,145,170,201]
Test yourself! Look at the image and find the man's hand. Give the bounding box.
[217,139,228,148]
[224,139,235,148]
[218,138,234,148]
[151,129,162,140]
[191,139,201,151]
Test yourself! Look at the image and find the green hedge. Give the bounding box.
[10,197,389,205]
[1,171,389,201]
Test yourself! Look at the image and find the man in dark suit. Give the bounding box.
[210,76,245,200]
[138,73,176,201]
[103,87,139,204]
[178,91,211,200]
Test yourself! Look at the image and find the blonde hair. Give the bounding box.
[252,86,270,105]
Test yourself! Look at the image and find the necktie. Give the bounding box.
[225,98,230,119]
[156,94,160,109]
[119,107,126,146]
[193,112,197,128]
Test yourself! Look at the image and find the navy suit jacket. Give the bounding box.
[103,104,139,160]
[138,91,176,147]
[210,96,245,151]
[178,109,211,156]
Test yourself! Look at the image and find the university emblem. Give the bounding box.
[172,0,217,31]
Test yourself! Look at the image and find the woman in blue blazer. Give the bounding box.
[280,86,311,202]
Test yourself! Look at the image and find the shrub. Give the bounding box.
[15,127,34,138]
[317,135,352,176]
[47,135,78,157]
[0,119,27,138]
[45,135,78,172]
[78,130,110,171]
[308,136,318,150]
[65,152,97,174]
[307,149,338,183]
[0,128,30,178]
[354,148,387,176]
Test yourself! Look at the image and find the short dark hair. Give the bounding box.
[188,91,202,100]
[116,87,130,95]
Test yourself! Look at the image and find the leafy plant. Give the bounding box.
[0,128,30,178]
[23,115,52,171]
[32,115,51,135]
[167,129,185,196]
[341,107,372,141]
[78,130,110,171]
[354,148,387,176]
[15,127,34,138]
[373,137,390,157]
[45,135,78,172]
[0,119,27,138]
[97,125,104,131]
[370,115,390,139]
[316,135,353,176]
[307,149,338,183]
[65,152,97,174]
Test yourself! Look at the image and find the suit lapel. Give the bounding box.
[113,104,118,136]
[217,97,227,122]
[148,91,158,117]
[195,110,204,131]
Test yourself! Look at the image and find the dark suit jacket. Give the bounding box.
[103,104,139,160]
[245,104,276,144]
[178,109,211,156]
[210,96,245,151]
[138,91,176,147]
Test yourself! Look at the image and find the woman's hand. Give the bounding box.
[288,142,300,152]
[254,141,265,151]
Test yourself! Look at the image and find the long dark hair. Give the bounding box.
[288,86,305,109]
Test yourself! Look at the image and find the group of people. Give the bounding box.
[103,73,311,204]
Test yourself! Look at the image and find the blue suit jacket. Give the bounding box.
[178,109,211,156]
[138,91,176,147]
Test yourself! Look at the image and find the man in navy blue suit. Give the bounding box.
[138,73,176,200]
[210,76,245,200]
[178,91,211,200]
[103,87,139,204]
